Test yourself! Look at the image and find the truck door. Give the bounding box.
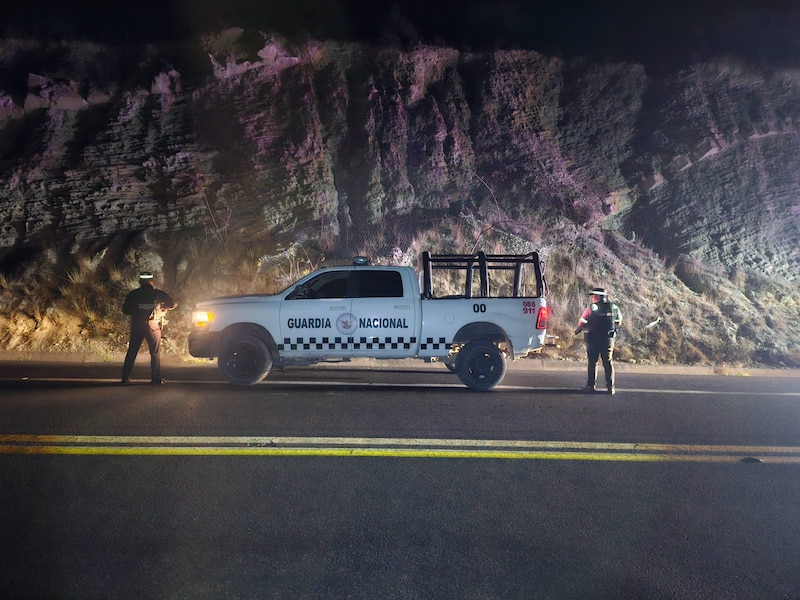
[278,270,352,358]
[346,269,417,358]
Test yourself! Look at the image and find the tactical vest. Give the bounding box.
[587,300,615,340]
[123,286,157,322]
[136,286,157,319]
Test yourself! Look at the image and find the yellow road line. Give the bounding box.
[2,444,799,462]
[2,435,800,462]
[3,434,800,454]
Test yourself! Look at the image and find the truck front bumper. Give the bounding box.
[188,331,221,358]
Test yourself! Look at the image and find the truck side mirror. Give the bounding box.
[288,284,308,300]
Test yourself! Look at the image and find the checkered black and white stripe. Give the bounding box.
[419,337,452,351]
[278,336,418,352]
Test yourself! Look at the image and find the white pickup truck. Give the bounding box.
[188,252,549,390]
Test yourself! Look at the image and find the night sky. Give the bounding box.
[4,0,800,67]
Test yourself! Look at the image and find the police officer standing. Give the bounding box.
[121,272,177,385]
[575,287,622,395]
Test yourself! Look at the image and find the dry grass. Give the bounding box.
[0,221,797,368]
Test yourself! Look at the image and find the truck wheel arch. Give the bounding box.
[219,323,279,357]
[452,322,512,354]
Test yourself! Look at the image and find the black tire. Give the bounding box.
[455,341,507,391]
[218,334,273,386]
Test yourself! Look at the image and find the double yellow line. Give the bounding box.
[2,435,800,463]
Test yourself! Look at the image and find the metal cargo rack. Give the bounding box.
[420,251,547,300]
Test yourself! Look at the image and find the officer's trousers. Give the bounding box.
[122,322,162,382]
[586,337,614,389]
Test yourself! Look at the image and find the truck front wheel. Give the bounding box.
[218,334,273,386]
[455,341,507,391]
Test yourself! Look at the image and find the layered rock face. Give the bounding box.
[624,62,800,280]
[0,31,798,365]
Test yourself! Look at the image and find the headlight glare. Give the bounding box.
[192,311,214,328]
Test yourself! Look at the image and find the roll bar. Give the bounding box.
[420,251,546,299]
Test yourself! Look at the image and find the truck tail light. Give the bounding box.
[192,310,214,328]
[536,306,549,330]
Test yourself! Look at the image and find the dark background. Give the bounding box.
[5,0,800,67]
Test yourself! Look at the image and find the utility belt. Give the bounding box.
[584,329,616,341]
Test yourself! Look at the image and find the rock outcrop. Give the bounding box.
[0,30,797,366]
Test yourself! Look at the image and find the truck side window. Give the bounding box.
[353,270,404,298]
[294,272,349,299]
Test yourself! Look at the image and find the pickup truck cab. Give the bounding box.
[189,252,549,390]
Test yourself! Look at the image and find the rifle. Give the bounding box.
[148,303,175,331]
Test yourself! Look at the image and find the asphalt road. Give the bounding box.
[1,359,799,599]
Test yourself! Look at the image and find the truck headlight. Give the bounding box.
[192,311,214,328]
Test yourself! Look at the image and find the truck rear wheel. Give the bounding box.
[455,341,507,390]
[218,334,273,386]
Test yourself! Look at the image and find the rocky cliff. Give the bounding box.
[0,30,798,366]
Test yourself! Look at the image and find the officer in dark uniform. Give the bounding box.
[575,287,622,395]
[121,272,177,385]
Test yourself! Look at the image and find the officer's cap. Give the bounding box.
[139,272,154,281]
[589,287,607,297]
